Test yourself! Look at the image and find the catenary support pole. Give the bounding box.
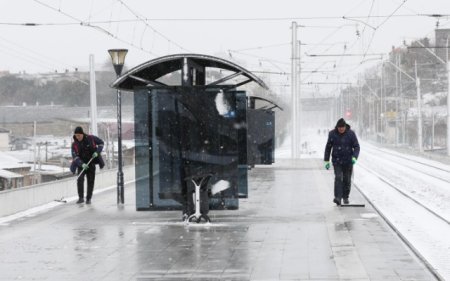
[395,55,399,146]
[447,60,450,156]
[415,61,423,153]
[297,40,301,158]
[89,54,98,136]
[447,38,450,156]
[380,64,383,144]
[291,22,298,158]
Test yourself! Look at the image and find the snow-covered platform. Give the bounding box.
[0,159,436,281]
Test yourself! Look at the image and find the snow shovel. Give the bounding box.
[76,157,95,180]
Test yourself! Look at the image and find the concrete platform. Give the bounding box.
[0,159,436,281]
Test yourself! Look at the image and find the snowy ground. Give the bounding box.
[275,128,328,159]
[3,128,449,278]
[276,128,450,280]
[356,144,450,280]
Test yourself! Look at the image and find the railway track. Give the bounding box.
[364,145,450,183]
[353,151,450,280]
[358,163,450,225]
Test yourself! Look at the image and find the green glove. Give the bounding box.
[324,161,330,170]
[352,157,357,165]
[82,163,89,170]
[92,152,98,158]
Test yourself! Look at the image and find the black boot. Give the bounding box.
[76,198,84,204]
[343,198,349,204]
[333,197,341,206]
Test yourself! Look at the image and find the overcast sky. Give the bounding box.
[1,0,449,95]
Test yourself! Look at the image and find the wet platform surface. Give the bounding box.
[0,159,436,281]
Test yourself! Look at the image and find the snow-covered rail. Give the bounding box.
[358,163,449,225]
[354,144,450,280]
[365,145,450,183]
[360,143,450,220]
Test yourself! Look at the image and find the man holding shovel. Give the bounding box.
[324,118,360,206]
[71,126,104,204]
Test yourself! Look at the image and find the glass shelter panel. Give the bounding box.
[247,108,275,165]
[134,87,247,210]
[134,90,151,210]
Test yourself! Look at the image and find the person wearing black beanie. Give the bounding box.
[74,126,84,135]
[336,118,346,128]
[71,126,105,204]
[324,118,360,206]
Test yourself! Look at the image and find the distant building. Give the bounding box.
[0,169,24,190]
[0,150,74,190]
[435,28,450,62]
[0,170,24,190]
[0,151,35,190]
[0,128,10,151]
[37,165,72,182]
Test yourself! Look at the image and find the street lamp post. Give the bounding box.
[108,49,128,204]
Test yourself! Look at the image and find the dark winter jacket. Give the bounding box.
[324,124,360,165]
[70,134,105,174]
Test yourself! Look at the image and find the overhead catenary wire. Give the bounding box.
[117,0,191,53]
[376,0,409,30]
[0,43,58,72]
[3,0,445,88]
[75,13,422,22]
[229,42,291,52]
[228,41,348,75]
[228,50,291,67]
[361,0,409,61]
[327,1,409,82]
[32,0,160,57]
[343,1,448,83]
[315,1,407,82]
[0,34,78,72]
[0,13,433,26]
[0,40,90,85]
[300,28,360,82]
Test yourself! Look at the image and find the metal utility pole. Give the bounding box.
[380,63,384,144]
[447,38,450,156]
[89,54,98,136]
[395,55,399,146]
[386,59,422,152]
[358,81,362,134]
[364,83,380,140]
[291,22,300,158]
[296,40,302,157]
[45,141,48,162]
[400,61,405,145]
[415,61,423,153]
[414,39,449,155]
[33,121,37,184]
[432,109,435,150]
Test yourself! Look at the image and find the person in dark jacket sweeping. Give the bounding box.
[71,126,104,204]
[324,118,360,206]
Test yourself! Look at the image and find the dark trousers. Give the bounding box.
[77,165,96,200]
[333,164,353,199]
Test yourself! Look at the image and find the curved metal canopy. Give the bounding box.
[248,96,283,111]
[111,53,268,91]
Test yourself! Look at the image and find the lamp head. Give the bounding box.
[108,49,128,76]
